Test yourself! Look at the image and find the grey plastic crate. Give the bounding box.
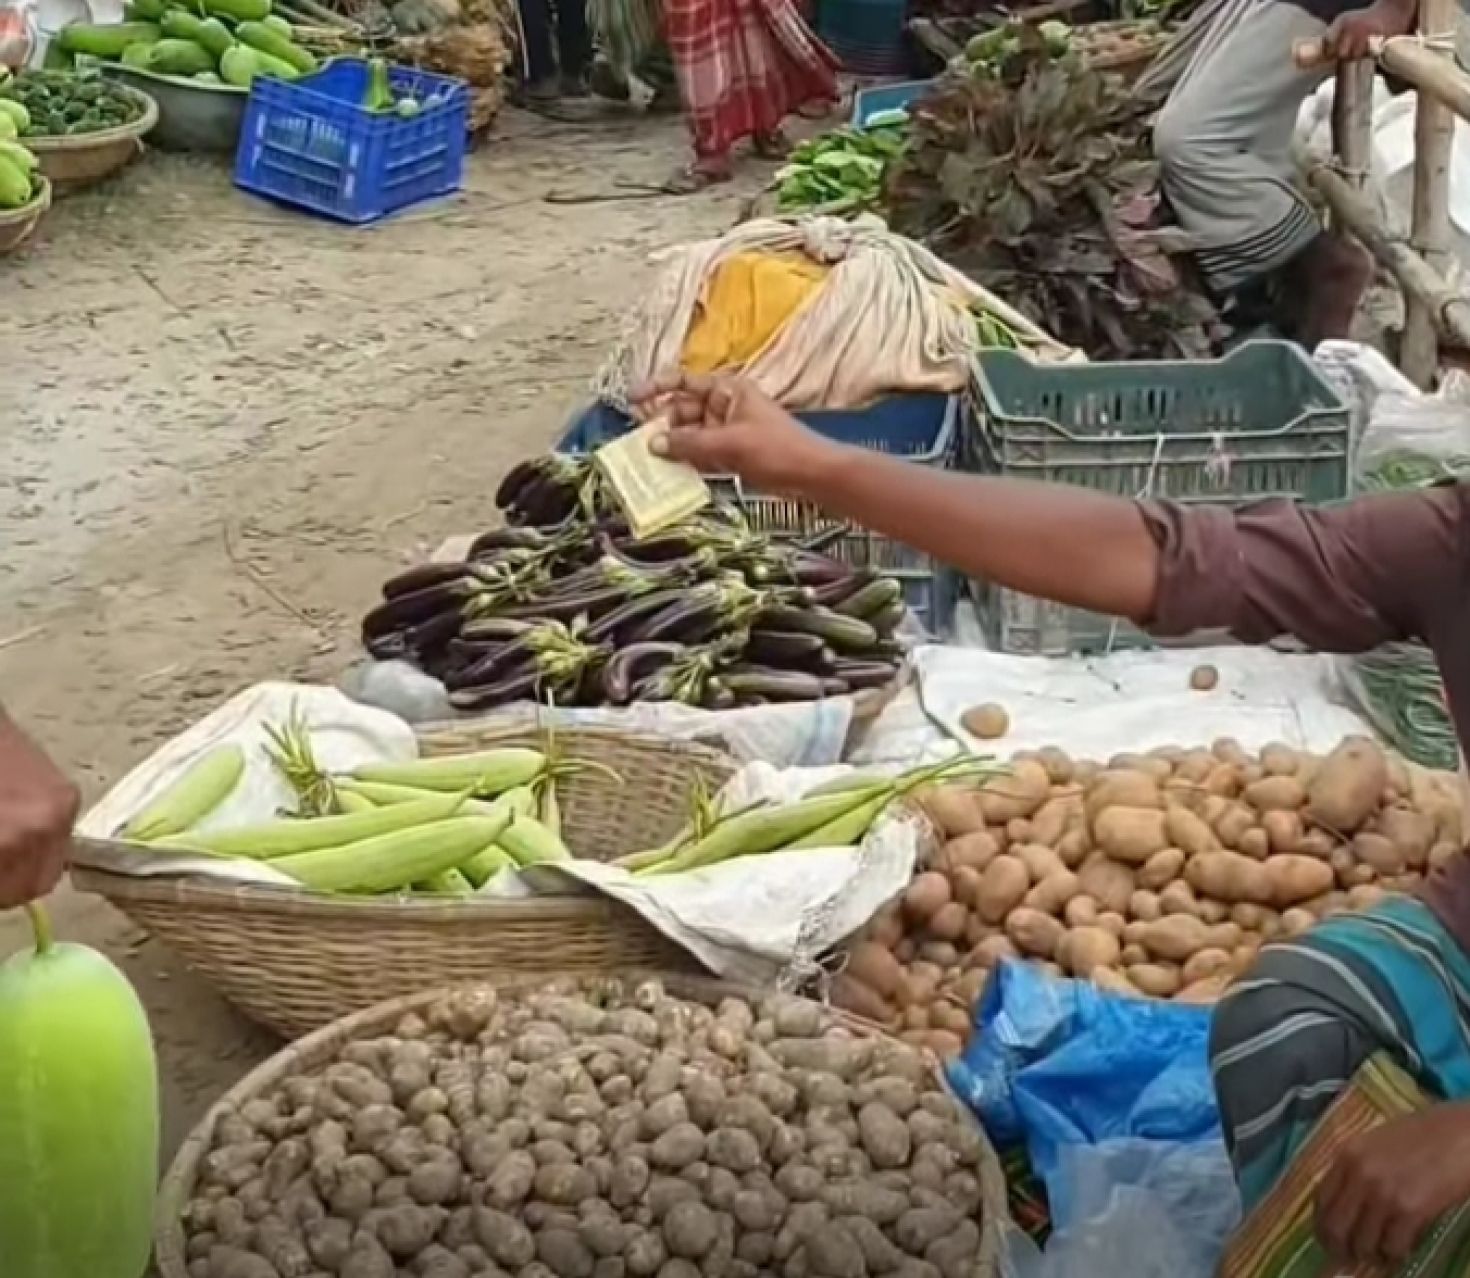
[963,341,1351,656]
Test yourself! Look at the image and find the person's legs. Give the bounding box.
[556,0,593,92]
[1153,1,1369,340]
[1212,898,1470,1210]
[518,0,561,97]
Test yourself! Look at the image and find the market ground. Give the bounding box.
[0,108,774,1161]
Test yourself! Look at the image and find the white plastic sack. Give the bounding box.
[80,681,418,846]
[849,644,1375,767]
[476,761,922,985]
[1296,74,1470,270]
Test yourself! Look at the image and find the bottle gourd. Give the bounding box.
[0,904,158,1278]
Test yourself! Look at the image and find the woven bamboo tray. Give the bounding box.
[154,971,1010,1278]
[70,727,737,1038]
[24,83,158,191]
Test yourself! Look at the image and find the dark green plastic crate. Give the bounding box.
[963,341,1351,656]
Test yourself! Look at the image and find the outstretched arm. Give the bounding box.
[637,373,1465,651]
[0,709,78,908]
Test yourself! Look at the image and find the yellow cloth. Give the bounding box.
[681,251,830,374]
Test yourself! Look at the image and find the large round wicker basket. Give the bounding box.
[24,83,159,191]
[153,972,1010,1278]
[70,726,738,1038]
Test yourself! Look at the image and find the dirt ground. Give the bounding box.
[0,106,773,1163]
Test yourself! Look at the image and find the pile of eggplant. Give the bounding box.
[362,455,908,713]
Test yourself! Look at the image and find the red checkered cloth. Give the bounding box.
[664,0,840,162]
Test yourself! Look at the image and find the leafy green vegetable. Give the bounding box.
[774,125,906,215]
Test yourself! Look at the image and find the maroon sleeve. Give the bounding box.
[1137,485,1468,652]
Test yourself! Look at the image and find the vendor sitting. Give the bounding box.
[634,371,1470,1269]
[1152,0,1418,344]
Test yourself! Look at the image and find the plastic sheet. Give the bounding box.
[946,961,1220,1208]
[1002,1138,1241,1278]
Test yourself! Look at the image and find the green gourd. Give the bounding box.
[0,905,158,1278]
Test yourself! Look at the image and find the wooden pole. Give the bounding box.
[1379,36,1470,122]
[1311,164,1470,347]
[1400,0,1457,386]
[1331,59,1375,192]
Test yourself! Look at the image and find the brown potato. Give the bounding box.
[1127,963,1183,998]
[1005,907,1065,959]
[1083,770,1163,823]
[1063,895,1101,928]
[1138,847,1187,891]
[1096,911,1128,938]
[1237,827,1270,861]
[1375,807,1435,870]
[975,856,1031,924]
[977,761,1052,824]
[1165,806,1220,859]
[1093,806,1170,865]
[926,902,969,944]
[917,786,985,839]
[1059,926,1121,977]
[1306,738,1389,833]
[941,830,1002,873]
[961,703,1010,740]
[1260,743,1302,777]
[1015,843,1067,884]
[903,872,952,923]
[1023,870,1081,917]
[1128,890,1162,922]
[1077,853,1135,915]
[1189,664,1220,692]
[1244,776,1306,813]
[1352,831,1405,877]
[845,943,905,999]
[1262,810,1303,856]
[1159,880,1201,916]
[1037,747,1075,785]
[1055,827,1091,869]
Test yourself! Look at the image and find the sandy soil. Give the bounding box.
[0,106,772,1163]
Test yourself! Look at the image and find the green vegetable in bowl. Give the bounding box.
[0,905,158,1278]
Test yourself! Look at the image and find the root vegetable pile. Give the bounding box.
[181,979,992,1278]
[362,456,907,711]
[835,736,1464,1049]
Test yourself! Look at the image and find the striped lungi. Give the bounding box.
[1210,896,1470,1212]
[1220,1054,1470,1278]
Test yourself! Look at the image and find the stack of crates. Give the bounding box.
[964,341,1352,656]
[558,393,963,635]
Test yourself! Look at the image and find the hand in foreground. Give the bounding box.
[1315,1105,1470,1265]
[631,372,840,496]
[1324,1,1412,60]
[0,713,78,909]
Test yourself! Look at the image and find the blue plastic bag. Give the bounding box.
[947,961,1221,1217]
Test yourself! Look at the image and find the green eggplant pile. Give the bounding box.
[362,454,909,713]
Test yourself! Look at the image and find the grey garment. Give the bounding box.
[1154,0,1330,292]
[1135,0,1263,103]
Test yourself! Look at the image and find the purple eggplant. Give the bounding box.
[745,630,830,667]
[809,570,876,608]
[601,642,685,704]
[448,667,543,711]
[829,658,900,689]
[583,587,691,644]
[382,561,473,600]
[362,578,479,640]
[721,667,830,701]
[459,616,537,643]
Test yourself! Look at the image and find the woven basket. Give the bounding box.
[70,728,737,1038]
[0,176,50,255]
[25,83,159,191]
[154,971,1011,1278]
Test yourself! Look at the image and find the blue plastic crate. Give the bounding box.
[559,393,961,634]
[234,58,469,224]
[818,0,911,75]
[850,78,934,128]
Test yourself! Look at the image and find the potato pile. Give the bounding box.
[181,979,993,1278]
[835,737,1464,1051]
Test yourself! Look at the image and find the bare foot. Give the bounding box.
[661,160,732,194]
[1294,233,1373,346]
[752,130,790,159]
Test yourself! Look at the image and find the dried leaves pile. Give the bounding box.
[883,32,1227,359]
